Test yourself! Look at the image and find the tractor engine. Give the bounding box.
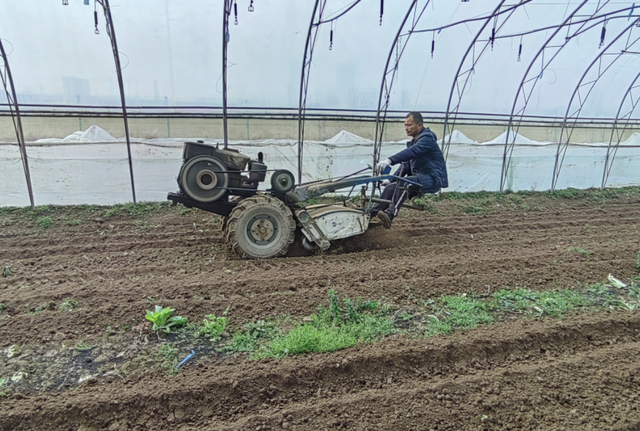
[177,140,267,203]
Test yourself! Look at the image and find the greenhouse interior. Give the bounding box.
[2,0,640,207]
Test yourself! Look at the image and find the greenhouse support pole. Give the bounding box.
[297,0,322,184]
[222,0,232,149]
[0,38,34,208]
[101,0,137,203]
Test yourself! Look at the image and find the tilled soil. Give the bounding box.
[1,191,640,430]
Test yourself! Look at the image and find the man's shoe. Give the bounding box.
[377,211,392,229]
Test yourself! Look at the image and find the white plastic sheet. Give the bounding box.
[1,127,639,206]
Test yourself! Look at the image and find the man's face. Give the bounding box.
[404,116,422,138]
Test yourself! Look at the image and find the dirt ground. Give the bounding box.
[1,190,640,430]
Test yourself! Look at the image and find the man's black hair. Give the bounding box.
[406,111,423,124]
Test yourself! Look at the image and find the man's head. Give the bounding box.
[404,112,424,138]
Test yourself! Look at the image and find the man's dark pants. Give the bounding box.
[370,175,440,221]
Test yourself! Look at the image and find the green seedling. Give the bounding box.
[2,265,12,277]
[0,303,5,316]
[636,250,640,272]
[145,305,188,334]
[196,308,229,341]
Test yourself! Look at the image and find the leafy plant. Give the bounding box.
[0,303,5,316]
[145,305,188,333]
[36,216,53,229]
[196,308,229,341]
[2,265,11,277]
[637,250,640,272]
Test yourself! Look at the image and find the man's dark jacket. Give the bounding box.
[388,127,449,190]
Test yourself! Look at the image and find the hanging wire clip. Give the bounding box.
[517,35,523,62]
[599,19,607,49]
[234,1,238,25]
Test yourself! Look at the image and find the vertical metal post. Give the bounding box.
[222,0,232,149]
[0,38,34,208]
[297,0,322,184]
[101,0,137,203]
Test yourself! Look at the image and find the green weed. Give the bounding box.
[145,305,188,334]
[254,324,358,359]
[195,308,229,341]
[492,288,595,317]
[636,250,640,272]
[36,216,53,229]
[156,344,179,374]
[105,202,162,218]
[411,196,438,213]
[255,291,394,359]
[0,303,5,316]
[2,265,11,277]
[226,320,279,353]
[425,295,493,336]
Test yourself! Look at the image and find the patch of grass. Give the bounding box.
[411,196,438,214]
[567,246,591,258]
[58,298,79,311]
[105,202,163,219]
[637,250,640,272]
[425,295,493,336]
[194,308,229,341]
[27,205,52,218]
[0,207,20,216]
[145,305,188,334]
[36,216,53,229]
[492,288,594,318]
[254,325,357,359]
[254,290,394,359]
[226,320,279,353]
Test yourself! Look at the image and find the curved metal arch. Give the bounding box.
[96,0,137,203]
[499,0,594,192]
[441,0,527,159]
[296,0,325,184]
[601,70,640,188]
[551,18,640,191]
[0,38,34,208]
[372,0,429,166]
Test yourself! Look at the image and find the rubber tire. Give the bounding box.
[179,156,228,203]
[270,169,295,193]
[226,195,296,259]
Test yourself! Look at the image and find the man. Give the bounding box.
[370,112,448,229]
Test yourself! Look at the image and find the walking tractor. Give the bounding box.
[167,140,421,259]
